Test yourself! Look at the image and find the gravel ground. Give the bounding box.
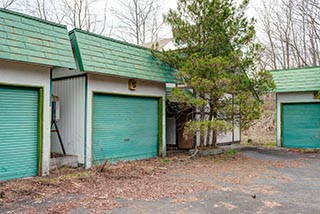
[1,145,320,214]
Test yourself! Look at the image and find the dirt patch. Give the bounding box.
[0,157,216,213]
[0,152,308,213]
[242,93,276,145]
[168,153,306,196]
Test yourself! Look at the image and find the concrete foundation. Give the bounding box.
[50,155,78,169]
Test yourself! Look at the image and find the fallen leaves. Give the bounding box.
[0,152,307,213]
[269,159,306,168]
[0,157,216,213]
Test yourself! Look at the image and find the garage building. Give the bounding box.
[272,66,320,148]
[51,29,176,167]
[0,9,76,180]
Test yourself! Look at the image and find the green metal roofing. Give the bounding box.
[69,29,176,83]
[271,66,320,92]
[0,9,76,69]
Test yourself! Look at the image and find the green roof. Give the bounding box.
[69,29,176,83]
[271,66,320,92]
[0,9,76,69]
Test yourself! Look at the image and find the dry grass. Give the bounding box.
[242,93,276,146]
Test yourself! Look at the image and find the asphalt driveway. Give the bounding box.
[98,146,320,214]
[1,146,320,214]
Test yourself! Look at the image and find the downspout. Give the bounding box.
[84,74,88,168]
[50,68,53,106]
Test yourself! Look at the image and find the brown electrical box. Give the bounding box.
[128,79,137,90]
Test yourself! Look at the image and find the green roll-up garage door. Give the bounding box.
[0,85,39,181]
[282,103,320,148]
[92,94,159,164]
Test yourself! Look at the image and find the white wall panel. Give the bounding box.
[52,76,86,164]
[195,112,241,146]
[217,124,240,144]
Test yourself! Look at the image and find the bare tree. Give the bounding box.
[9,0,111,36]
[256,0,320,70]
[1,0,18,9]
[111,0,163,44]
[64,0,91,29]
[23,0,52,21]
[23,0,66,24]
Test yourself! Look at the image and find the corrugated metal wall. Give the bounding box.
[0,60,51,176]
[92,94,159,163]
[86,74,166,168]
[51,76,86,164]
[0,85,39,180]
[282,103,320,148]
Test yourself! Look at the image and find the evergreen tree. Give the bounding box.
[160,0,274,147]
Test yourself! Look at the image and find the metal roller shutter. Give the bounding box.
[282,103,320,148]
[0,85,39,180]
[92,94,159,163]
